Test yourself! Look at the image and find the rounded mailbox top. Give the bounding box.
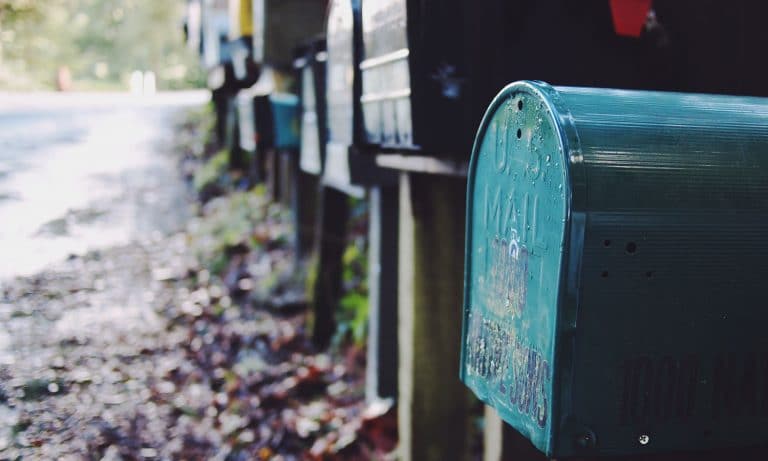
[462,81,572,452]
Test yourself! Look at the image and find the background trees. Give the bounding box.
[0,0,203,90]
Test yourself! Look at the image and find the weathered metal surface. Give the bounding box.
[462,80,768,457]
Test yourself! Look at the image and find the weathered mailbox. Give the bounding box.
[461,80,768,457]
[294,39,328,176]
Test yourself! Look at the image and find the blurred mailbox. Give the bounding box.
[227,0,259,86]
[323,0,364,196]
[252,0,327,68]
[202,0,231,70]
[237,89,271,154]
[228,0,254,40]
[461,80,768,457]
[269,93,301,151]
[237,91,298,153]
[360,0,477,156]
[294,39,328,176]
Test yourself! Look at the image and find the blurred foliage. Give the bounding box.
[335,202,370,347]
[181,104,218,157]
[189,187,267,270]
[193,149,229,193]
[0,0,204,90]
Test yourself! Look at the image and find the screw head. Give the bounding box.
[574,430,597,449]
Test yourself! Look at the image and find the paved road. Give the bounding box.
[0,91,208,280]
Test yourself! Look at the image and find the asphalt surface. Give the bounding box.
[0,91,208,280]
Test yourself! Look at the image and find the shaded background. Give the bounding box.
[0,0,203,91]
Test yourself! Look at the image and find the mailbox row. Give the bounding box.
[186,0,768,163]
[183,0,768,458]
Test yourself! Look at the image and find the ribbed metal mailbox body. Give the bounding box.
[461,80,768,457]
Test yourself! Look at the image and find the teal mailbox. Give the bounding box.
[269,93,300,151]
[461,81,768,457]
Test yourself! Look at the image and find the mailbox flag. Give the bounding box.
[609,0,652,37]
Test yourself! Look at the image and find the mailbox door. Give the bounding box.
[462,82,572,455]
[323,0,364,196]
[360,0,413,148]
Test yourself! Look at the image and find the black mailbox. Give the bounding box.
[252,0,328,68]
[359,0,768,159]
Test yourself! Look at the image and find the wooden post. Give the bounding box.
[365,185,399,402]
[279,150,293,207]
[293,169,319,261]
[265,149,279,202]
[226,99,247,174]
[311,185,349,349]
[212,88,228,147]
[398,172,475,461]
